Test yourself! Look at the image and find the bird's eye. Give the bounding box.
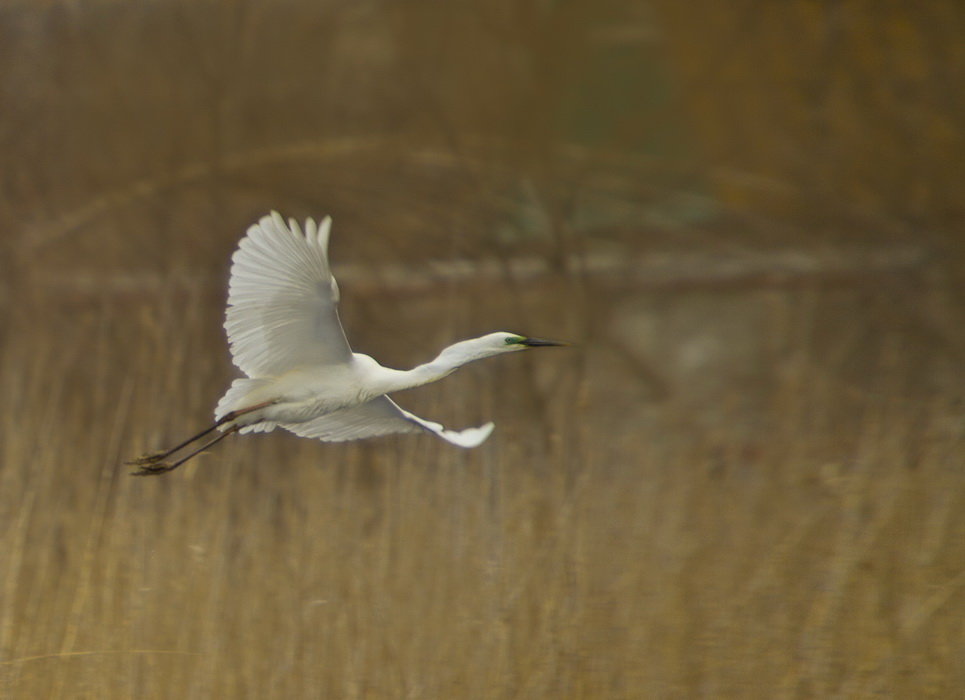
[505,336,523,345]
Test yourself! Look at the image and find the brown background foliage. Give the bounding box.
[1,1,962,698]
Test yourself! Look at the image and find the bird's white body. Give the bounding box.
[128,212,563,474]
[207,212,560,449]
[215,343,492,442]
[221,363,371,427]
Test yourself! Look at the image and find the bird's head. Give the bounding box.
[430,332,569,374]
[487,332,569,354]
[435,331,567,365]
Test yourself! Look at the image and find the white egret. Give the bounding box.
[129,212,566,475]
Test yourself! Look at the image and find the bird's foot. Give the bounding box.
[126,450,170,466]
[129,460,179,477]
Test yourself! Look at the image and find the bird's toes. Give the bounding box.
[126,451,167,466]
[129,461,178,477]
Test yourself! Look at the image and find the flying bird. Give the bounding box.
[129,212,565,475]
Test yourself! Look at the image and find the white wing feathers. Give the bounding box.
[280,396,495,448]
[223,212,496,449]
[225,212,351,378]
[396,406,495,448]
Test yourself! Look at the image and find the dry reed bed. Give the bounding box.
[0,274,962,698]
[2,2,963,696]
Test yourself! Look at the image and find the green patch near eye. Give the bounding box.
[505,335,525,345]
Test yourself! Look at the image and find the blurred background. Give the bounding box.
[1,1,963,697]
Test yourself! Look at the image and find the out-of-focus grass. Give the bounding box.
[1,2,964,697]
[1,250,963,698]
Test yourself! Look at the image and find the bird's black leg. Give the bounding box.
[125,399,277,473]
[126,422,224,466]
[130,425,240,476]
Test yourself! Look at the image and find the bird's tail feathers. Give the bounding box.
[215,377,277,434]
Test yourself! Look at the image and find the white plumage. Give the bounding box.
[128,212,564,475]
[224,213,349,377]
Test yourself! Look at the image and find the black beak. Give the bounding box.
[520,337,568,347]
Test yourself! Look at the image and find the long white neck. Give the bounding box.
[365,337,502,396]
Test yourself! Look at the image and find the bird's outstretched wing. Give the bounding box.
[225,212,352,377]
[280,396,495,448]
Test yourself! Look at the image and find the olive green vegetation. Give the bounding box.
[1,2,963,698]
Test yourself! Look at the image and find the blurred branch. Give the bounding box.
[30,243,930,300]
